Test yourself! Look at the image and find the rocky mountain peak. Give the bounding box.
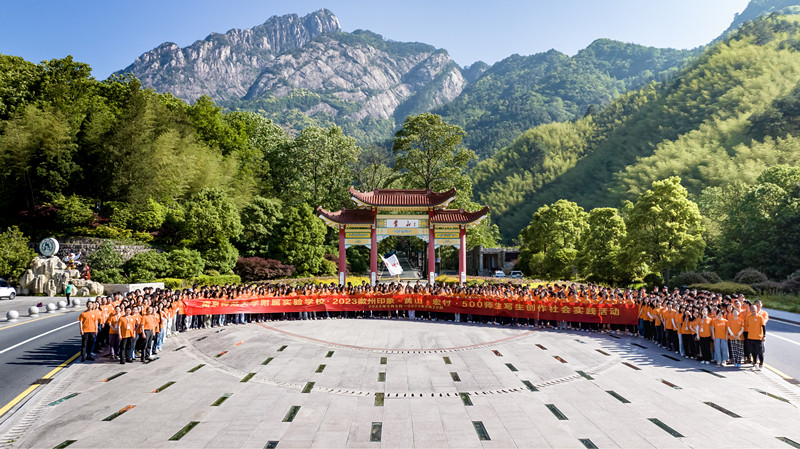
[117,9,341,102]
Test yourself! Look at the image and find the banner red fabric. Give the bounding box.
[182,294,638,325]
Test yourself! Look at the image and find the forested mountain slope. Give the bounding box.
[475,14,800,241]
[436,40,697,158]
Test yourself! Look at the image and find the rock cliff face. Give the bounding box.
[118,9,341,102]
[117,11,467,137]
[243,31,467,122]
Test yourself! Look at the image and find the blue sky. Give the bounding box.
[0,0,750,79]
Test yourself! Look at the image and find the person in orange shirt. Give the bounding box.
[711,308,729,366]
[118,307,137,364]
[107,305,121,360]
[78,301,101,362]
[745,304,767,370]
[727,308,745,367]
[140,307,157,362]
[695,309,713,364]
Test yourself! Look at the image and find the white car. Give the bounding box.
[491,270,506,278]
[0,278,16,300]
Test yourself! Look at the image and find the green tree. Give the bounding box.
[124,250,168,282]
[182,187,243,244]
[88,240,125,283]
[237,196,283,257]
[519,200,588,279]
[578,207,631,284]
[56,195,94,227]
[392,113,475,195]
[0,226,36,282]
[0,105,78,207]
[167,248,204,279]
[276,204,328,276]
[268,126,359,209]
[719,165,800,278]
[624,177,705,284]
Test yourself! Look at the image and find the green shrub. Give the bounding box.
[71,225,153,243]
[200,240,238,274]
[189,274,241,286]
[124,250,168,282]
[130,198,167,231]
[643,273,663,289]
[56,195,94,227]
[167,248,204,279]
[88,240,122,272]
[92,268,126,284]
[156,278,184,289]
[734,268,768,285]
[688,282,756,296]
[0,226,36,283]
[671,271,708,287]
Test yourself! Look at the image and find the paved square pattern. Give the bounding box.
[3,318,800,448]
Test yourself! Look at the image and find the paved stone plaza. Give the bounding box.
[4,318,800,448]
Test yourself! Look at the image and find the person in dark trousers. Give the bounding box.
[65,282,74,305]
[77,301,99,362]
[118,307,137,364]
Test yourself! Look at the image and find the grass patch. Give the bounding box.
[757,294,800,314]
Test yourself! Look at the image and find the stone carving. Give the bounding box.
[18,257,104,297]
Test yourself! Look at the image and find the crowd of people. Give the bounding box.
[77,281,769,370]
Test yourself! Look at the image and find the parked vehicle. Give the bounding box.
[0,278,16,300]
[492,270,506,278]
[509,270,523,279]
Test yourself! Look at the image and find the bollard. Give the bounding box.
[72,298,81,308]
[6,310,19,321]
[28,306,39,316]
[46,303,57,313]
[57,300,67,310]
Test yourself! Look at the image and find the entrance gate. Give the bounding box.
[318,187,489,286]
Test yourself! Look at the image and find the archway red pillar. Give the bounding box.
[338,226,346,286]
[459,225,466,285]
[370,209,378,286]
[428,209,436,284]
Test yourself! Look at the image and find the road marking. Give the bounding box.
[0,313,62,331]
[770,334,800,347]
[0,351,80,418]
[0,322,77,355]
[765,363,794,380]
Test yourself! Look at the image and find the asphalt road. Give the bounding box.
[0,310,80,421]
[765,318,800,381]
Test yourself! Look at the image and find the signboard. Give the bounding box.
[434,229,460,247]
[345,230,371,248]
[377,215,428,236]
[39,238,59,257]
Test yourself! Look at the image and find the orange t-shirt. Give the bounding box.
[727,317,744,340]
[108,313,119,335]
[745,315,766,340]
[78,310,99,333]
[118,316,136,339]
[712,317,728,340]
[142,314,157,331]
[698,317,712,338]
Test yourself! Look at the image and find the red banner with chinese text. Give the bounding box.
[182,294,638,325]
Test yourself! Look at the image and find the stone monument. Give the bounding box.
[17,238,104,297]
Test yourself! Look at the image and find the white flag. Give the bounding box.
[380,254,403,276]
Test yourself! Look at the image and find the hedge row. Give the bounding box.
[154,275,242,290]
